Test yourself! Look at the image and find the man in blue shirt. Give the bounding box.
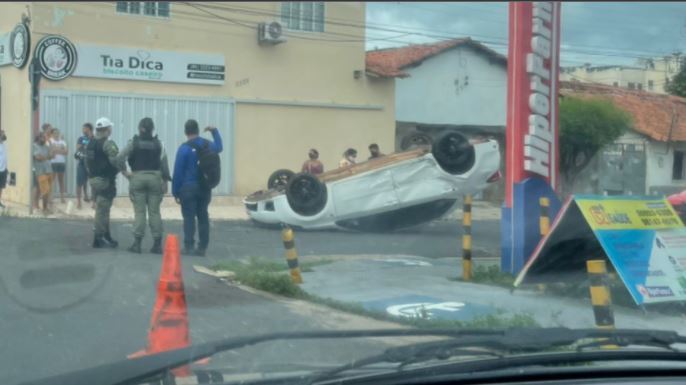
[172,119,223,256]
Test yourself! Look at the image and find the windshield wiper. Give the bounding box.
[19,328,686,385]
[304,327,686,384]
[19,329,501,385]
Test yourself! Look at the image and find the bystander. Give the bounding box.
[301,148,324,175]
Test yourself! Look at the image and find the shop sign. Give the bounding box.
[73,44,225,85]
[501,2,562,276]
[10,23,30,68]
[35,35,77,80]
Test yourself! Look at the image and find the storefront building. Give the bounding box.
[0,2,395,204]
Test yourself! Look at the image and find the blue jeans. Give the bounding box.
[180,184,212,250]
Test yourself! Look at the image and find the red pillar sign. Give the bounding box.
[502,2,562,274]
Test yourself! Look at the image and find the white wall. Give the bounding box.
[395,46,507,126]
[646,141,686,193]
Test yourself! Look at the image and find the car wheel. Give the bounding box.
[286,173,328,216]
[400,131,433,150]
[432,131,476,174]
[268,169,296,191]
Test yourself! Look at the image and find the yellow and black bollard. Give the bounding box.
[587,259,617,348]
[537,197,550,293]
[462,194,472,281]
[539,197,550,237]
[282,226,303,284]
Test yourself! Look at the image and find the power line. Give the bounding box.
[197,1,682,60]
[180,2,419,43]
[100,2,683,64]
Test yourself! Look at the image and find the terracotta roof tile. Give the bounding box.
[365,38,506,78]
[560,81,686,142]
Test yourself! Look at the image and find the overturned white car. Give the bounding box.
[243,132,501,232]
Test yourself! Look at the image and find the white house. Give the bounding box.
[365,38,507,200]
[366,38,507,151]
[561,81,686,196]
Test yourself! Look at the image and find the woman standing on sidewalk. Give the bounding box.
[33,132,54,215]
[49,128,68,204]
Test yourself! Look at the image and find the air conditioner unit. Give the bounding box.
[258,21,287,45]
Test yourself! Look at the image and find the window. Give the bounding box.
[648,80,654,90]
[673,151,685,180]
[628,82,636,90]
[613,82,619,87]
[281,2,325,32]
[116,2,169,17]
[637,83,643,90]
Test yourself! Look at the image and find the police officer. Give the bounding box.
[86,117,120,248]
[117,117,171,254]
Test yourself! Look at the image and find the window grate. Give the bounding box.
[281,2,325,32]
[116,1,170,18]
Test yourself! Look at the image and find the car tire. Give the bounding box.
[286,173,328,216]
[268,169,296,191]
[432,131,475,175]
[400,131,433,150]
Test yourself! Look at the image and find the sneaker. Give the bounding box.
[182,245,195,256]
[193,248,206,257]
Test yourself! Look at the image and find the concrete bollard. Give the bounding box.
[586,259,618,348]
[281,226,303,284]
[539,197,550,237]
[462,194,472,281]
[537,197,550,293]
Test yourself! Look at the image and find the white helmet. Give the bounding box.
[95,117,113,130]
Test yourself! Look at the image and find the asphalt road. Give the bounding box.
[213,218,501,260]
[0,216,499,385]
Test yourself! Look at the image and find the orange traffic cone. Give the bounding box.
[128,234,193,377]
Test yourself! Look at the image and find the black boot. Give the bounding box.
[150,237,163,254]
[103,232,118,248]
[128,237,142,254]
[93,235,106,248]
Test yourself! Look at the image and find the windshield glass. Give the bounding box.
[2,2,686,384]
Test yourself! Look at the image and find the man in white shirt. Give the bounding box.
[0,130,7,208]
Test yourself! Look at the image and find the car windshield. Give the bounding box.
[2,2,686,385]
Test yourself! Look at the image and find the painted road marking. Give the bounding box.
[387,301,465,318]
[374,258,432,267]
[362,295,498,321]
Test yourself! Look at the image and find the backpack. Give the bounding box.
[188,139,221,190]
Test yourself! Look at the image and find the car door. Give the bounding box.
[391,156,447,204]
[331,168,400,219]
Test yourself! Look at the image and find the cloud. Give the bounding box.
[366,2,686,67]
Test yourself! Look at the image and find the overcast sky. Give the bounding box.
[366,2,686,67]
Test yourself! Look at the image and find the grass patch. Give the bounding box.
[211,258,540,330]
[213,256,332,275]
[449,265,516,288]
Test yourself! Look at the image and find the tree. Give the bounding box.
[559,96,632,194]
[665,57,686,96]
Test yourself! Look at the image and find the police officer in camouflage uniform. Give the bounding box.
[85,117,120,248]
[117,117,172,254]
